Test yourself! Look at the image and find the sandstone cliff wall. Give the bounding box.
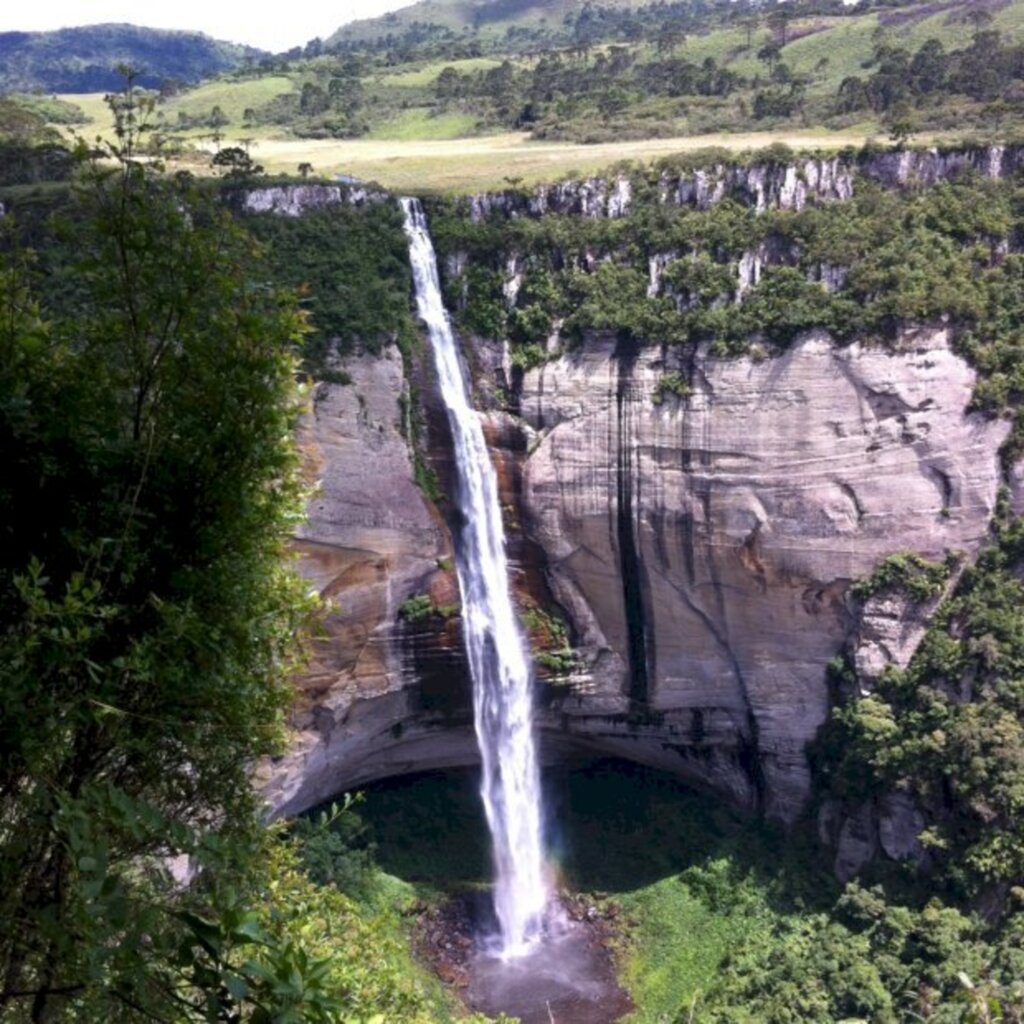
[256,144,1021,836]
[262,326,1009,826]
[511,328,1008,820]
[258,346,478,817]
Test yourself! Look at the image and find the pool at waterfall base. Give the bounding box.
[415,887,632,1024]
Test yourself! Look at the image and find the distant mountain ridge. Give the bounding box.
[0,24,266,94]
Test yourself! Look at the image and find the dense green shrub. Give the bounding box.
[826,518,1024,895]
[245,200,415,372]
[0,90,330,1020]
[849,552,957,603]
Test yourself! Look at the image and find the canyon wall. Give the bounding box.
[262,325,1009,825]
[256,145,1020,844]
[462,144,1024,220]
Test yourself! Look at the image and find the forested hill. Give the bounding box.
[328,0,642,48]
[0,24,265,94]
[328,0,902,52]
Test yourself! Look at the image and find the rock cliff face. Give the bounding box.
[257,144,1021,833]
[259,346,477,817]
[462,144,1024,221]
[238,182,384,217]
[512,329,1007,820]
[263,326,1009,824]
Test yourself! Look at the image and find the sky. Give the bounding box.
[2,0,412,52]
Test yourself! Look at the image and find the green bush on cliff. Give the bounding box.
[652,370,691,404]
[245,200,416,373]
[826,518,1024,896]
[849,552,957,604]
[399,592,459,623]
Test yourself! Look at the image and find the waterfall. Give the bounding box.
[400,197,549,958]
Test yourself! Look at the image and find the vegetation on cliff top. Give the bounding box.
[428,166,1024,463]
[243,200,417,371]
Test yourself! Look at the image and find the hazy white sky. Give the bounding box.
[3,1,411,52]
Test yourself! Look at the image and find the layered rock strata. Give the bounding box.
[259,346,475,817]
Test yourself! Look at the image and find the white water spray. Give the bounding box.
[400,197,549,958]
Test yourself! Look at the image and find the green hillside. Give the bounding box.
[13,0,1024,193]
[0,24,265,94]
[329,0,653,48]
[44,0,1024,153]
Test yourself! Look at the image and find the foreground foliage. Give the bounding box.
[0,83,505,1022]
[0,94,332,1019]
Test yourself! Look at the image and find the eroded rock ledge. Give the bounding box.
[261,327,1008,825]
[462,144,1024,221]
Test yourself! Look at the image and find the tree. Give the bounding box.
[757,40,783,74]
[741,12,760,49]
[836,75,869,114]
[766,5,793,46]
[298,161,314,178]
[966,7,994,39]
[909,38,947,96]
[207,103,229,128]
[434,65,463,101]
[299,82,329,116]
[885,102,916,146]
[0,76,322,1021]
[655,21,686,55]
[211,144,264,178]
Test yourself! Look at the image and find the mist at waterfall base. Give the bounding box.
[361,765,635,1024]
[401,198,629,1020]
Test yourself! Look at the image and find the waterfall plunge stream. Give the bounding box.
[401,197,549,958]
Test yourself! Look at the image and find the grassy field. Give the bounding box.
[52,90,883,194]
[55,92,114,134]
[375,56,505,88]
[206,127,881,192]
[159,75,295,124]
[367,108,482,141]
[782,16,881,97]
[59,79,298,141]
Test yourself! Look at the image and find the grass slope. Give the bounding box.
[330,0,651,47]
